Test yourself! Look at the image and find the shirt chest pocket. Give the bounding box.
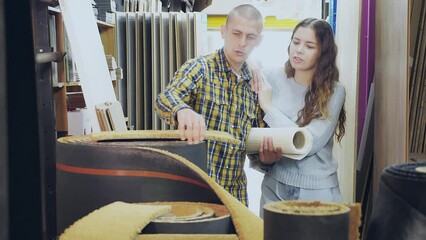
[202,91,229,117]
[237,91,257,122]
[237,102,256,133]
[194,84,230,131]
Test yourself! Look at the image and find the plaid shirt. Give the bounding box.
[155,48,266,205]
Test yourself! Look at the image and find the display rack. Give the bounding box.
[48,6,117,136]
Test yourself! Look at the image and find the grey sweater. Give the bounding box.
[262,67,346,189]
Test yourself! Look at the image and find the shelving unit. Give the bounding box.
[48,6,117,135]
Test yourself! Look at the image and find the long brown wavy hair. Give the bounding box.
[284,18,346,142]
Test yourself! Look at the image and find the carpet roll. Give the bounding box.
[57,146,263,239]
[93,140,208,172]
[58,129,239,172]
[56,130,238,235]
[136,234,239,240]
[59,202,171,240]
[366,163,426,240]
[263,201,350,240]
[141,202,235,234]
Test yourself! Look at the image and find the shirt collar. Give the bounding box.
[216,48,252,82]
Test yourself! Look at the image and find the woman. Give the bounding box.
[251,18,346,216]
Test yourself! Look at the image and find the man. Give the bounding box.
[155,4,265,205]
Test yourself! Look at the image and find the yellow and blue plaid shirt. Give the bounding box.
[155,48,266,205]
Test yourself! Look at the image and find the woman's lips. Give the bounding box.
[292,56,303,63]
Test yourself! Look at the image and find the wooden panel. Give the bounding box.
[54,13,68,132]
[98,21,116,56]
[374,0,409,194]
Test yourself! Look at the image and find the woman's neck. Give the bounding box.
[294,71,314,86]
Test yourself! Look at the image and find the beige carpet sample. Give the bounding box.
[59,129,240,145]
[59,201,171,240]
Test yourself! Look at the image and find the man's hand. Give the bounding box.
[176,108,206,144]
[259,137,282,164]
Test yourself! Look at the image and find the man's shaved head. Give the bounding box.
[226,4,264,32]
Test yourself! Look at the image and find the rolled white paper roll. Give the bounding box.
[246,127,313,160]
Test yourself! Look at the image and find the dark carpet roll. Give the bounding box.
[140,202,236,234]
[56,131,264,240]
[56,133,220,235]
[366,163,426,240]
[263,201,350,240]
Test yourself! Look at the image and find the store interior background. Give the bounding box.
[8,0,420,239]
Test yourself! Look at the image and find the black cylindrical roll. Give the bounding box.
[141,202,236,234]
[56,137,219,235]
[366,163,426,240]
[96,139,208,172]
[263,201,350,240]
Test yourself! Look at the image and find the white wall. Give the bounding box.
[203,0,321,20]
[334,0,360,203]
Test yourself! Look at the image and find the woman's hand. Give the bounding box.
[258,73,273,113]
[259,137,282,165]
[249,67,262,93]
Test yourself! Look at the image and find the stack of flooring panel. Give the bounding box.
[409,0,426,154]
[115,12,208,130]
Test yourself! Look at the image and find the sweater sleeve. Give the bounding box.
[264,107,299,128]
[305,85,346,155]
[261,67,299,128]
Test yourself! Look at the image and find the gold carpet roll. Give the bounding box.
[59,202,171,240]
[136,235,239,240]
[58,129,240,145]
[346,203,362,240]
[56,130,240,233]
[264,201,350,240]
[57,140,263,239]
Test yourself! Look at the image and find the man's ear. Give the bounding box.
[220,24,226,39]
